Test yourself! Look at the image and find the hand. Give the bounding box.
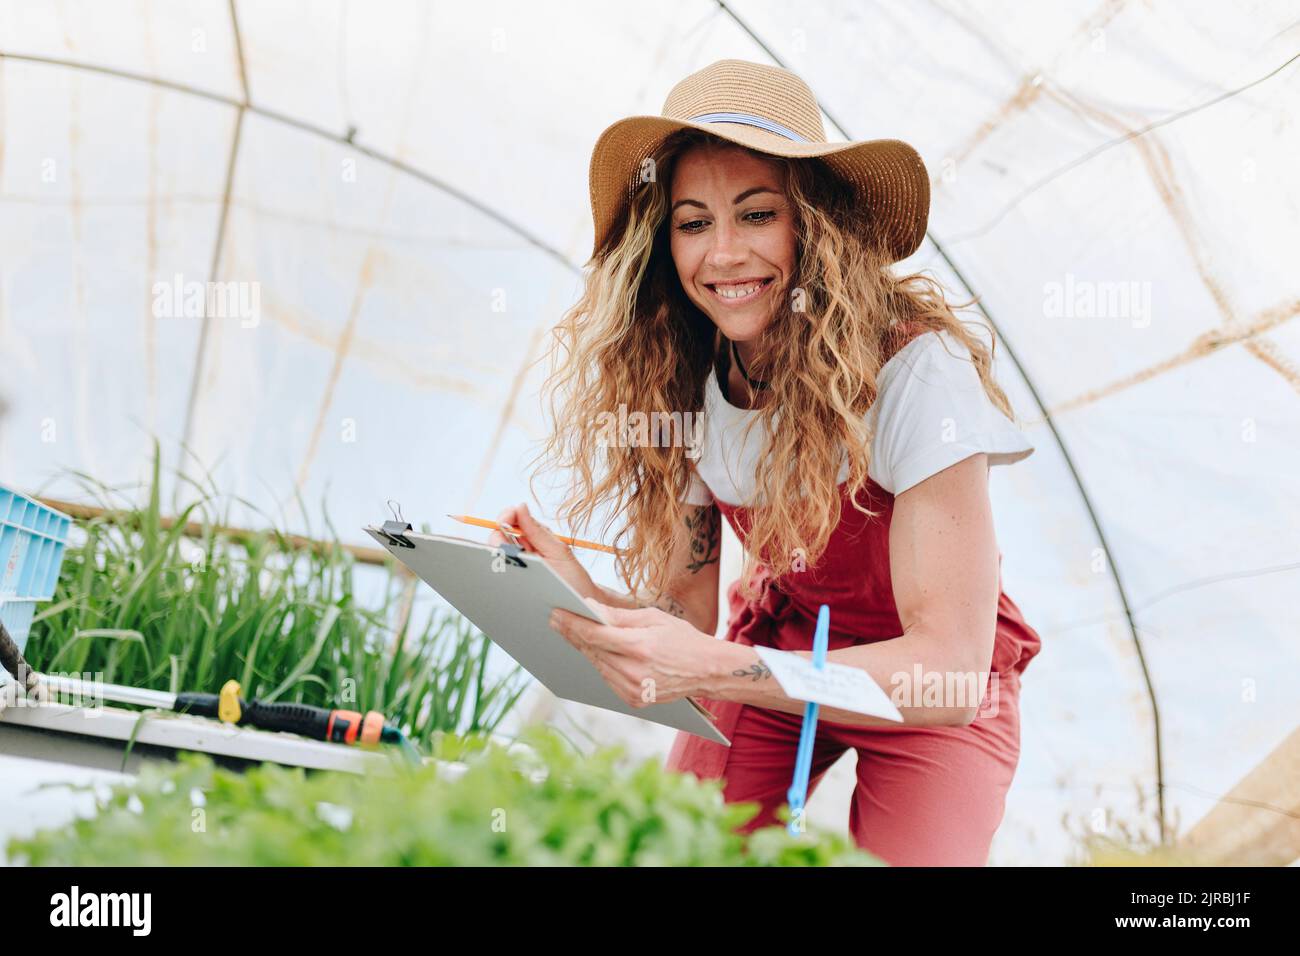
[0,671,46,715]
[487,502,599,601]
[548,598,718,708]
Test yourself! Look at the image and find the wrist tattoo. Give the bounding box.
[684,505,721,573]
[635,591,688,619]
[732,662,772,682]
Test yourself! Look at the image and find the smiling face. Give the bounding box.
[668,143,797,344]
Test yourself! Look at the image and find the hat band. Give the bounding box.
[686,111,809,143]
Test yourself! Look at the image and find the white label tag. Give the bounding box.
[754,646,904,722]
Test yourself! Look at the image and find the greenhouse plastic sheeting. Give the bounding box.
[1,1,1296,864]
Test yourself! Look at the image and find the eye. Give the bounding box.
[745,210,777,224]
[676,219,707,234]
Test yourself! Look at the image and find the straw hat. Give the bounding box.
[588,59,930,263]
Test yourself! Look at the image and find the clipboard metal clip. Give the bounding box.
[379,501,414,548]
[380,520,415,548]
[492,522,527,570]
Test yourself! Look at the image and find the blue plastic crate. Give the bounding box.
[0,486,72,681]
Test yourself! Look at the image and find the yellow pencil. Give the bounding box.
[446,514,623,556]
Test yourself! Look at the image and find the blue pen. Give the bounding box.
[787,603,830,836]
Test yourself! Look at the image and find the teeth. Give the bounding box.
[714,280,765,299]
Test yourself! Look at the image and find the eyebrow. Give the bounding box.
[670,186,781,214]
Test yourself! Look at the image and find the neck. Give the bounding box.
[732,338,765,382]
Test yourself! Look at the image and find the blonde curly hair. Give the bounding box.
[528,128,1015,602]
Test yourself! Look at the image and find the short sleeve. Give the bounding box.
[867,331,1034,495]
[681,463,715,506]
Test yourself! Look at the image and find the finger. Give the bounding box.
[550,608,593,655]
[488,506,530,550]
[586,599,661,628]
[595,661,635,704]
[513,503,559,549]
[570,634,635,699]
[487,507,513,545]
[552,607,624,651]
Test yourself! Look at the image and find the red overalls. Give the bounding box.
[665,475,1043,866]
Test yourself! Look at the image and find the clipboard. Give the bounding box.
[363,520,729,745]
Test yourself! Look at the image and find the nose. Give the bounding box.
[703,218,748,271]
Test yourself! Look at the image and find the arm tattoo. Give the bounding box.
[684,505,721,573]
[732,662,772,682]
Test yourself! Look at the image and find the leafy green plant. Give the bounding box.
[7,726,882,866]
[24,442,527,755]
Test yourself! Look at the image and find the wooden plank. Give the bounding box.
[1179,725,1300,865]
[31,496,409,572]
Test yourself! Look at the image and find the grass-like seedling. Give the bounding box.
[23,443,528,758]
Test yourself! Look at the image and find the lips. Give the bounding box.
[706,277,773,303]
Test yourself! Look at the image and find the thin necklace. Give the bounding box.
[731,338,771,391]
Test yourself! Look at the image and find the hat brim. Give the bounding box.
[588,114,930,263]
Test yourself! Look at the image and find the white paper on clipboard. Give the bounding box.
[364,525,729,745]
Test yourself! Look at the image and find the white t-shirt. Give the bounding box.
[682,329,1034,506]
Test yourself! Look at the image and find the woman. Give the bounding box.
[490,60,1042,866]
